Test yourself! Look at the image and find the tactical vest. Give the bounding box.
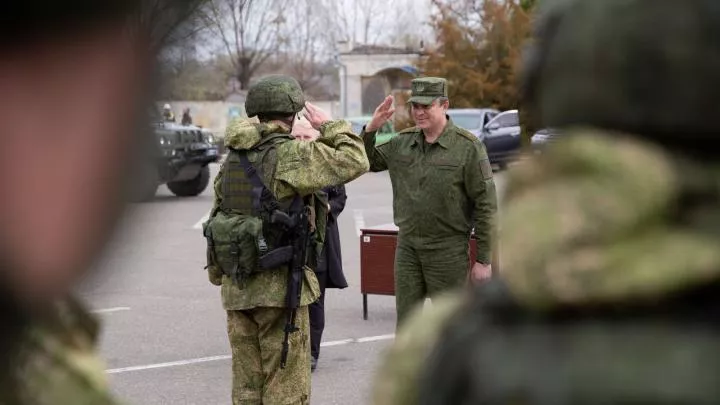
[204,133,305,285]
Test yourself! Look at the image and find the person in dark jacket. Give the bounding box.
[310,184,349,371]
[181,108,192,126]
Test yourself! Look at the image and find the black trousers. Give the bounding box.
[309,269,328,360]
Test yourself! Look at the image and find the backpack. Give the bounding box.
[203,135,300,285]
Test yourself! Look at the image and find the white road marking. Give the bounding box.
[106,333,395,374]
[92,307,131,314]
[193,212,210,229]
[353,209,365,237]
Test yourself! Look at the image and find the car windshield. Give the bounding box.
[447,112,483,130]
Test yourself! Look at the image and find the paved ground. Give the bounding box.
[79,163,505,405]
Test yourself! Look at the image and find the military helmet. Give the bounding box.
[245,75,306,118]
[520,0,720,140]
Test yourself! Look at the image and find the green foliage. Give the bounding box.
[420,0,533,111]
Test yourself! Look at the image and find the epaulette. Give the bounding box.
[398,126,421,135]
[454,126,481,143]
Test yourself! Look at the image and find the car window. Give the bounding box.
[497,112,519,127]
[483,113,494,127]
[447,112,484,130]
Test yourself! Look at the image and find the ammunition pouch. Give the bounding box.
[203,212,270,285]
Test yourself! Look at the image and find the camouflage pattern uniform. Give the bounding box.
[209,75,369,405]
[362,77,497,327]
[372,0,720,404]
[2,299,122,405]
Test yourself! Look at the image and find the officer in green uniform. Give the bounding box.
[206,75,369,405]
[372,1,720,404]
[362,77,497,328]
[0,1,187,404]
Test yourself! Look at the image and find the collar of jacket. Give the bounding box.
[412,117,455,149]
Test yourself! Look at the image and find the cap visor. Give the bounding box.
[407,96,437,105]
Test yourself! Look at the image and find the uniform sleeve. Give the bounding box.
[361,127,392,172]
[372,294,463,405]
[206,163,224,285]
[329,185,347,220]
[211,160,225,212]
[465,140,497,264]
[271,120,370,199]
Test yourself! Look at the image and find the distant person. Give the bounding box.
[309,184,348,372]
[181,107,192,126]
[362,78,498,329]
[162,103,175,122]
[291,119,350,372]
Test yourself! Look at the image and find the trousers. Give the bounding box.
[227,306,311,405]
[394,239,470,329]
[309,269,328,360]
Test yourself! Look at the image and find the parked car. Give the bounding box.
[481,109,522,169]
[447,108,521,169]
[447,108,499,137]
[531,128,561,153]
[347,116,397,144]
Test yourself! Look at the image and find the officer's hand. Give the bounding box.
[469,262,492,284]
[304,102,331,130]
[366,95,395,133]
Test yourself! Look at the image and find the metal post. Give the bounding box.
[338,63,348,118]
[363,294,368,320]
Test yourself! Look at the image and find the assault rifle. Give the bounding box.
[261,202,311,369]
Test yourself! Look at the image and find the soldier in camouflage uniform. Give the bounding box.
[206,75,368,404]
[372,0,720,404]
[362,78,497,328]
[0,1,185,404]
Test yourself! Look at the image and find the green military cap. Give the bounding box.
[407,77,448,105]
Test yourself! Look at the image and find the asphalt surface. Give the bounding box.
[79,163,506,405]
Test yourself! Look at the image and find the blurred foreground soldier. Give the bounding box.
[0,2,157,404]
[372,0,720,404]
[362,78,497,328]
[291,119,350,372]
[203,75,368,404]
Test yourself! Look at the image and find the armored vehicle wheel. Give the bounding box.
[167,164,210,197]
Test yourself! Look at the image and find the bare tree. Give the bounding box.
[277,0,336,97]
[385,0,433,49]
[314,0,390,47]
[130,0,210,52]
[201,0,290,90]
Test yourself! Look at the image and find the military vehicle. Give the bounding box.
[131,118,221,202]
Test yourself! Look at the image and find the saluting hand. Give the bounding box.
[366,95,395,133]
[304,102,332,130]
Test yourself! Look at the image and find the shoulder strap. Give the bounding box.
[238,152,264,189]
[238,152,279,217]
